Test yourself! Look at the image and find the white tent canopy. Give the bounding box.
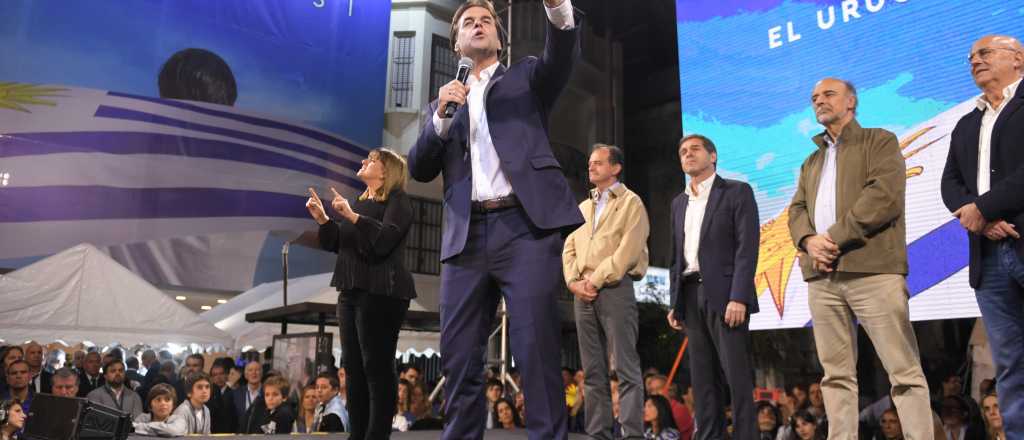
[201,272,439,355]
[0,243,233,347]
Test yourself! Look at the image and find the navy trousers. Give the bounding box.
[439,206,568,440]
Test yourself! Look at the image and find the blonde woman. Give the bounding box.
[306,148,416,440]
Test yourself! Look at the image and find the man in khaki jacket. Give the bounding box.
[788,78,932,440]
[563,144,649,440]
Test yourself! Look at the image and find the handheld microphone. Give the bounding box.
[443,57,474,118]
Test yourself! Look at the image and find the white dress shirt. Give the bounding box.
[814,133,839,234]
[592,181,621,231]
[976,77,1021,195]
[683,176,715,274]
[433,0,575,201]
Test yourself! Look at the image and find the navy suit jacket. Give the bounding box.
[670,176,761,318]
[941,81,1024,288]
[408,14,585,261]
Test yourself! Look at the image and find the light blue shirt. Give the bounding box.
[591,181,621,231]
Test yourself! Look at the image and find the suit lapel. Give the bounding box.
[991,83,1024,152]
[698,176,724,245]
[964,110,982,189]
[484,63,507,103]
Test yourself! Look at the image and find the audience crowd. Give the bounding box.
[0,343,1009,439]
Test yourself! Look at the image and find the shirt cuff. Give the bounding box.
[545,0,575,30]
[432,111,453,139]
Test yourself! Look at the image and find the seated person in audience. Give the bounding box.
[240,375,293,434]
[50,367,79,398]
[133,384,188,437]
[644,395,680,440]
[981,392,1005,440]
[787,408,821,440]
[393,379,415,432]
[293,385,319,433]
[207,358,236,433]
[233,361,263,424]
[172,371,212,434]
[873,408,904,440]
[77,352,104,397]
[409,381,443,431]
[940,394,985,440]
[0,399,26,440]
[0,361,32,414]
[125,357,144,391]
[756,400,782,440]
[22,342,50,395]
[484,379,503,429]
[314,372,346,432]
[647,374,694,440]
[87,358,143,419]
[408,381,433,420]
[493,397,524,430]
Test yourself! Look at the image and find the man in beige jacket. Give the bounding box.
[563,144,649,440]
[788,78,932,440]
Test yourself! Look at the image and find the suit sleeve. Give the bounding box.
[941,125,976,213]
[589,196,651,290]
[668,197,682,312]
[976,151,1024,221]
[826,132,906,251]
[408,101,447,183]
[562,224,581,286]
[529,7,580,110]
[788,157,817,251]
[729,183,760,305]
[352,192,414,259]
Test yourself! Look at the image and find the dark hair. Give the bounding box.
[449,0,507,59]
[592,143,625,177]
[148,383,177,404]
[102,358,125,372]
[756,400,782,435]
[645,395,678,434]
[788,408,819,440]
[186,353,205,368]
[397,379,413,412]
[492,397,524,428]
[315,372,340,390]
[53,367,79,385]
[185,371,211,394]
[158,48,238,106]
[126,357,139,370]
[678,134,718,163]
[486,379,504,393]
[0,398,22,425]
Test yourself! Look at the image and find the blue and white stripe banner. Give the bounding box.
[0,83,367,260]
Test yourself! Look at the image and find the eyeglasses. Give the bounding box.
[968,47,1020,63]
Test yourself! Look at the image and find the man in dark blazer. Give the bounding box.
[942,34,1024,438]
[407,1,583,438]
[667,134,760,440]
[77,351,104,397]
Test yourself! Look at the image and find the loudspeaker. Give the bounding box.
[23,394,84,440]
[23,394,132,440]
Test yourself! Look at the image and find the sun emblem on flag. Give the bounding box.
[753,125,944,317]
[0,82,67,112]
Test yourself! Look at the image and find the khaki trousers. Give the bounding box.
[808,272,933,440]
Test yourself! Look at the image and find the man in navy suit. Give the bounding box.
[407,0,582,438]
[666,134,760,440]
[942,34,1024,438]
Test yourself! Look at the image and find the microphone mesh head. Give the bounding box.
[458,57,474,70]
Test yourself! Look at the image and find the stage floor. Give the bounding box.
[129,431,588,439]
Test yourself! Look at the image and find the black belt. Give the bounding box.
[681,271,702,284]
[471,194,520,213]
